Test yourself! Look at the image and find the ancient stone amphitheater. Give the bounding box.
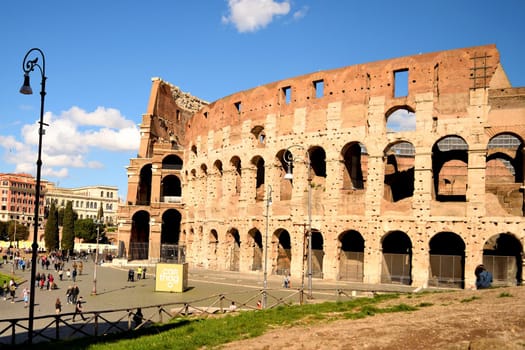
[117,44,524,290]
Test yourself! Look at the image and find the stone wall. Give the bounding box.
[118,45,525,289]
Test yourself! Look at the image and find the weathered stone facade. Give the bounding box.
[117,44,525,289]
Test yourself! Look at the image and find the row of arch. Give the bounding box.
[135,131,524,217]
[128,209,523,287]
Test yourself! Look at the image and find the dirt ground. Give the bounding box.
[219,286,525,350]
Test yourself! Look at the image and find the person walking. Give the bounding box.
[72,296,86,321]
[72,284,80,303]
[22,287,29,308]
[55,298,62,315]
[9,279,16,303]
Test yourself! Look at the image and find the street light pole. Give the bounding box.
[284,145,313,299]
[263,185,272,309]
[20,47,47,344]
[92,220,101,295]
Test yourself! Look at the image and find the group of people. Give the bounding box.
[127,266,147,282]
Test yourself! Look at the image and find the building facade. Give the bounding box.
[0,173,48,232]
[117,44,525,289]
[45,183,119,226]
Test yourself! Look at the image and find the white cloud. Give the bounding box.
[293,5,308,20]
[0,106,140,180]
[222,0,291,33]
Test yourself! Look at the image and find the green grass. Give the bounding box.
[20,293,421,350]
[460,296,481,303]
[498,292,513,298]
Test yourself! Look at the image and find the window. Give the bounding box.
[394,69,409,97]
[234,101,242,114]
[314,80,324,98]
[282,86,291,104]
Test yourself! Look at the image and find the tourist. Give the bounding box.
[72,296,86,321]
[55,298,62,315]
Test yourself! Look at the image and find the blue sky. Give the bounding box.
[0,0,524,201]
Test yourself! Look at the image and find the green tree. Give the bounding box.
[0,221,8,241]
[74,219,97,242]
[61,201,75,254]
[44,202,60,251]
[97,203,104,221]
[7,220,29,241]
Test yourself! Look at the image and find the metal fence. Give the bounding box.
[428,254,464,288]
[381,253,411,285]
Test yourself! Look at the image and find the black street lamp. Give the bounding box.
[20,47,47,344]
[283,145,313,299]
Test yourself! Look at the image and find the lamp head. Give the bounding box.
[19,73,33,95]
[284,172,293,180]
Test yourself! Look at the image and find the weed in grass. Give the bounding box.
[498,292,512,298]
[460,296,480,303]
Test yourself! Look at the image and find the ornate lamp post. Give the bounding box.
[283,145,313,299]
[263,185,272,309]
[20,47,47,344]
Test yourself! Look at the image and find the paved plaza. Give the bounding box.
[0,257,415,321]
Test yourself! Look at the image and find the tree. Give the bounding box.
[44,202,60,252]
[97,203,104,222]
[6,221,30,241]
[74,219,96,242]
[61,201,75,255]
[0,221,8,241]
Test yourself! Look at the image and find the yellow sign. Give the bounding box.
[155,263,188,292]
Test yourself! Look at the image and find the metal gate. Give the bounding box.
[381,253,411,285]
[339,251,364,281]
[252,246,263,271]
[128,242,149,261]
[428,254,464,288]
[483,255,518,286]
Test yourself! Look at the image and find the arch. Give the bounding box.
[428,232,465,288]
[161,174,182,198]
[162,154,183,170]
[341,142,367,190]
[160,209,183,262]
[226,228,240,271]
[383,141,415,202]
[277,150,292,201]
[248,228,263,271]
[485,133,524,216]
[129,210,150,260]
[338,230,364,281]
[385,106,416,132]
[309,146,327,178]
[381,231,412,285]
[208,229,219,269]
[483,233,523,286]
[310,230,324,278]
[432,136,469,202]
[136,164,152,205]
[230,156,242,195]
[212,160,223,200]
[250,125,266,146]
[273,229,291,276]
[251,155,265,202]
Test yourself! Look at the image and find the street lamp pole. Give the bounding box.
[92,220,101,295]
[20,47,47,344]
[284,145,313,299]
[263,185,272,309]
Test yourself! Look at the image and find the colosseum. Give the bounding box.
[117,44,524,290]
